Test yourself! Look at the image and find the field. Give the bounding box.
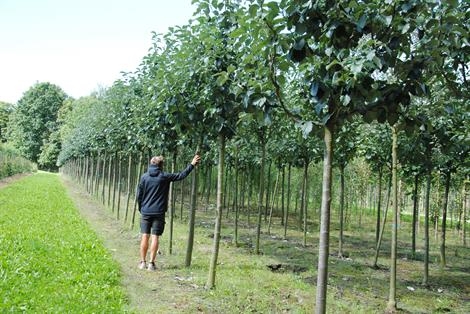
[1,172,469,313]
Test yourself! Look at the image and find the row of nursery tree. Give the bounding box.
[2,1,468,313]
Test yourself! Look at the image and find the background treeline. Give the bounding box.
[0,144,36,179]
[1,1,468,312]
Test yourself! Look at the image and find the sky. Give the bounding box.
[0,0,196,104]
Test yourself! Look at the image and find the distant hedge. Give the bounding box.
[0,144,36,179]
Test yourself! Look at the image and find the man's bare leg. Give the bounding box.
[140,233,150,262]
[149,235,159,263]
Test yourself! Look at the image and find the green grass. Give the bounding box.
[2,171,468,313]
[0,172,128,313]
[140,200,470,313]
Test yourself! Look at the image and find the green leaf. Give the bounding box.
[357,15,367,32]
[401,23,410,34]
[340,94,351,106]
[215,72,228,86]
[366,50,375,61]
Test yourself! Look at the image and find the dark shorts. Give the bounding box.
[140,214,165,236]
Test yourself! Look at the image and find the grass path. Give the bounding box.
[0,172,127,312]
[60,175,208,313]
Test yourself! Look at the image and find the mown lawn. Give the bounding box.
[0,172,129,313]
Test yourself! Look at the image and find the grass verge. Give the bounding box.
[0,172,129,313]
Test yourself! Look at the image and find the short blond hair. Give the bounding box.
[150,156,164,166]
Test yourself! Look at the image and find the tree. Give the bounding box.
[0,101,13,143]
[7,82,67,168]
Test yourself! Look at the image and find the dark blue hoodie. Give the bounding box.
[137,163,194,216]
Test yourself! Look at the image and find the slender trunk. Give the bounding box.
[423,170,431,286]
[111,153,118,213]
[234,149,240,246]
[281,166,285,226]
[255,138,266,255]
[440,171,451,268]
[85,156,89,191]
[265,161,272,221]
[101,153,107,204]
[169,151,177,255]
[130,153,143,229]
[386,125,398,312]
[107,154,113,207]
[303,160,309,247]
[284,164,291,239]
[180,178,185,221]
[463,180,468,246]
[224,166,230,217]
[376,167,383,244]
[124,154,133,222]
[373,172,392,268]
[89,155,94,194]
[299,169,305,231]
[116,154,122,220]
[338,164,345,258]
[94,154,101,197]
[315,124,334,314]
[268,170,280,235]
[205,165,212,211]
[185,150,200,267]
[412,174,419,259]
[207,134,225,289]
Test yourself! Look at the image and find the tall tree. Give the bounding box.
[0,101,13,143]
[7,82,67,168]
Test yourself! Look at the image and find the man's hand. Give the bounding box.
[191,154,201,166]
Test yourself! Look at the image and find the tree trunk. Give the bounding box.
[107,154,113,207]
[124,154,133,222]
[111,153,118,213]
[185,147,200,267]
[315,124,334,314]
[373,171,392,268]
[268,169,280,235]
[281,166,285,226]
[440,171,451,267]
[168,151,177,255]
[255,138,266,255]
[412,174,419,259]
[422,170,431,286]
[116,154,123,220]
[101,153,107,204]
[386,125,398,312]
[180,178,185,221]
[94,154,101,197]
[207,134,225,289]
[338,164,345,258]
[302,159,309,247]
[233,148,240,246]
[130,153,143,229]
[375,167,383,244]
[264,161,271,221]
[463,179,468,246]
[284,164,291,239]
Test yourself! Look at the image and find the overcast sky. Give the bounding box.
[0,0,196,104]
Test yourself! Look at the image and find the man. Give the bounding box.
[137,153,201,271]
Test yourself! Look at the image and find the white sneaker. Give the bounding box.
[138,261,146,270]
[147,262,156,271]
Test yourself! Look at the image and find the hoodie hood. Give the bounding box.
[148,165,162,177]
